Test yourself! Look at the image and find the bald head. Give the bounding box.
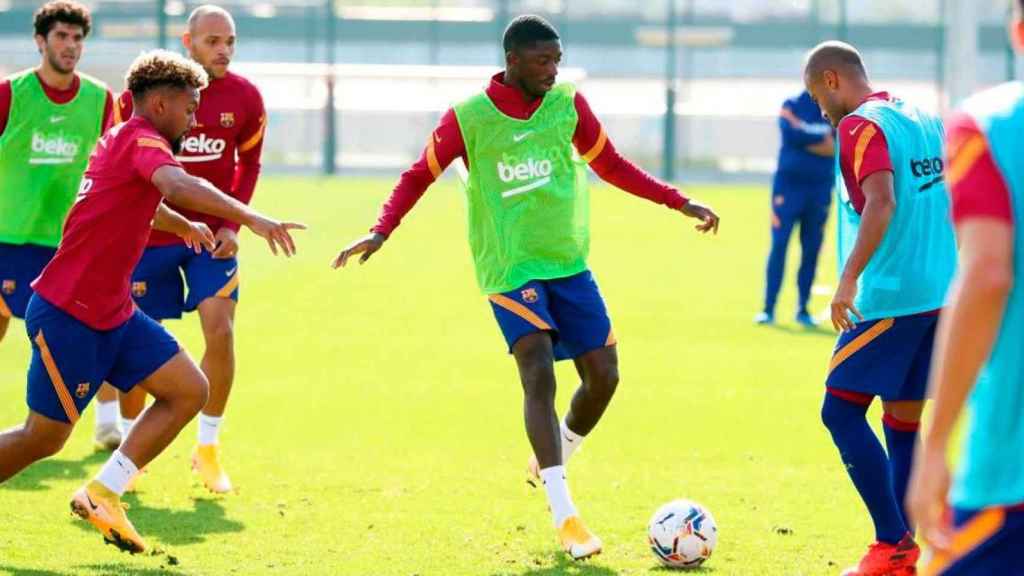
[803,41,867,83]
[188,5,233,34]
[183,4,235,79]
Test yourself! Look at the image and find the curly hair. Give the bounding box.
[34,1,91,38]
[126,50,209,99]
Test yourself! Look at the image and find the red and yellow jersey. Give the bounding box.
[116,70,265,245]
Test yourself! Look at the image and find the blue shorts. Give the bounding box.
[24,294,180,424]
[927,505,1024,575]
[131,245,239,320]
[825,314,938,401]
[0,243,57,319]
[488,270,614,362]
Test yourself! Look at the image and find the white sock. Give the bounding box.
[95,450,139,496]
[560,418,585,465]
[539,465,578,527]
[198,413,222,446]
[95,401,118,427]
[120,417,135,437]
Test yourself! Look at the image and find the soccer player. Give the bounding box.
[906,3,1024,574]
[0,50,301,553]
[0,1,125,452]
[803,41,957,575]
[333,15,719,561]
[115,4,266,493]
[755,90,834,327]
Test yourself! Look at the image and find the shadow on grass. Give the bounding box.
[763,323,835,338]
[0,565,186,576]
[490,552,620,576]
[2,451,107,492]
[70,495,244,547]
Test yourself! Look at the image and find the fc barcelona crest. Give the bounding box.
[75,382,90,399]
[132,281,147,297]
[521,288,539,304]
[1,279,14,295]
[220,112,235,128]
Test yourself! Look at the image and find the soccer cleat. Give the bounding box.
[841,533,920,576]
[754,311,774,325]
[69,481,146,554]
[93,422,122,452]
[796,311,818,328]
[192,444,233,493]
[558,516,602,560]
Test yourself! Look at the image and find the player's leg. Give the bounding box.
[795,187,830,325]
[183,251,239,493]
[760,190,798,324]
[93,384,122,451]
[824,317,921,574]
[881,314,938,531]
[0,412,73,482]
[489,283,600,559]
[72,310,202,554]
[0,315,8,343]
[118,386,146,437]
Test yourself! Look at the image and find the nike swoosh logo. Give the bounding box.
[849,122,865,136]
[85,494,100,512]
[563,432,575,443]
[513,132,532,143]
[225,267,237,277]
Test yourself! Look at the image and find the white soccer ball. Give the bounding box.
[647,499,718,569]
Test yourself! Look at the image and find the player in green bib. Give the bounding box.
[0,1,123,451]
[334,15,719,560]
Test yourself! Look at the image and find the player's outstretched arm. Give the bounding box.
[906,218,1013,551]
[151,165,305,257]
[152,203,215,254]
[332,232,386,269]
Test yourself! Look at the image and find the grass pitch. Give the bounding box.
[0,177,889,575]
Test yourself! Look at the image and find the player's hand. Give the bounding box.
[830,276,864,331]
[332,233,386,268]
[180,222,215,254]
[246,214,305,257]
[211,228,239,259]
[906,444,953,552]
[681,201,720,234]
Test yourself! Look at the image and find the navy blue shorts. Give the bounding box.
[131,245,239,320]
[488,270,614,362]
[24,295,180,424]
[825,314,938,401]
[0,243,56,319]
[926,505,1024,575]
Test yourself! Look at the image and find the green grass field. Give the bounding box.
[0,177,894,576]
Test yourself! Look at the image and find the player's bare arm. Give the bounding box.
[831,170,895,331]
[151,164,304,257]
[152,202,215,254]
[906,218,1014,551]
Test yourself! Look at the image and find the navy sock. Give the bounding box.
[883,413,920,532]
[821,391,908,544]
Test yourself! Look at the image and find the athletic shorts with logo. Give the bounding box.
[488,269,615,361]
[131,245,239,320]
[25,294,179,424]
[826,313,938,401]
[0,243,57,319]
[925,504,1024,575]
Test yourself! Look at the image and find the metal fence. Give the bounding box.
[0,0,1018,180]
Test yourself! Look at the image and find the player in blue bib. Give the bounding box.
[803,41,958,576]
[907,4,1024,575]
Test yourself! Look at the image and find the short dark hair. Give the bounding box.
[34,1,91,38]
[804,40,868,81]
[126,50,208,100]
[502,15,559,53]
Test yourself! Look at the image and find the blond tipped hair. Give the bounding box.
[125,49,208,99]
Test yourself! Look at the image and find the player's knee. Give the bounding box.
[176,372,210,415]
[587,363,619,399]
[820,393,865,433]
[23,421,71,459]
[202,317,235,353]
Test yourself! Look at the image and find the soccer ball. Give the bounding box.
[647,499,717,568]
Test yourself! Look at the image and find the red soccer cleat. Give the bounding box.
[841,533,920,576]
